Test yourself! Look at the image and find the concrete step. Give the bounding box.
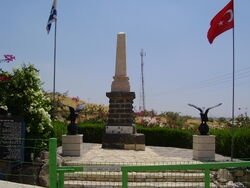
[65,171,206,182]
[64,180,218,188]
[63,161,203,167]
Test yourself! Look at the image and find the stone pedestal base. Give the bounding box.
[102,133,145,151]
[62,134,83,157]
[111,76,130,92]
[103,91,145,150]
[193,135,215,161]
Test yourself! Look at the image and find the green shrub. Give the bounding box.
[51,122,105,144]
[137,125,195,149]
[232,128,250,159]
[210,128,250,158]
[78,122,105,143]
[210,129,232,156]
[51,122,250,159]
[52,121,67,145]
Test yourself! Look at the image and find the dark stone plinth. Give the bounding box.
[102,91,145,150]
[106,92,135,127]
[102,133,145,150]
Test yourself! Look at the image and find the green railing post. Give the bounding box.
[204,168,210,188]
[49,138,57,188]
[58,171,65,188]
[121,168,128,188]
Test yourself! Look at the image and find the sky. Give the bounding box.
[0,0,249,118]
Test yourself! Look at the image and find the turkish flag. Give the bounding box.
[208,0,234,44]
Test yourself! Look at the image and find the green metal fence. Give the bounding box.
[48,138,250,188]
[49,138,57,188]
[121,162,250,188]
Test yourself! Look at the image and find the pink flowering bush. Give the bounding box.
[0,54,15,80]
[0,54,15,63]
[235,108,250,128]
[135,110,191,128]
[135,110,164,127]
[140,116,159,127]
[220,108,250,128]
[72,96,80,103]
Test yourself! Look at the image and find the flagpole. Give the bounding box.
[52,19,57,120]
[231,0,235,161]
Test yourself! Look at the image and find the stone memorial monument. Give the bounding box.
[102,32,145,150]
[188,103,222,160]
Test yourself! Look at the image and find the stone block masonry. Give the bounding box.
[102,92,145,150]
[106,92,135,129]
[62,134,83,157]
[193,135,215,160]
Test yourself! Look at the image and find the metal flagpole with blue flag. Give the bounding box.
[46,0,57,118]
[46,0,57,34]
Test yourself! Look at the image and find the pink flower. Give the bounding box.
[72,96,80,102]
[3,54,15,62]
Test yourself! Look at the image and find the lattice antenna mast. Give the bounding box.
[139,49,146,111]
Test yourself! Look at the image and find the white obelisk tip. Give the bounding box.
[111,32,130,92]
[115,33,126,77]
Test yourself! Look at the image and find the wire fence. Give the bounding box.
[47,138,250,188]
[0,136,49,187]
[121,162,250,188]
[2,138,246,188]
[61,164,205,188]
[51,161,250,187]
[55,163,250,188]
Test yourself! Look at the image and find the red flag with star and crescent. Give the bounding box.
[208,0,234,44]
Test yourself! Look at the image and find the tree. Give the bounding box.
[0,64,52,157]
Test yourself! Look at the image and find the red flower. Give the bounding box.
[0,76,12,80]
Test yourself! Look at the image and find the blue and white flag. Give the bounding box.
[46,0,57,34]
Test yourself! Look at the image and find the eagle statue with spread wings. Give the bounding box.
[64,104,85,135]
[188,103,222,135]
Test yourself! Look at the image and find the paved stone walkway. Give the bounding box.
[58,143,231,165]
[0,180,44,188]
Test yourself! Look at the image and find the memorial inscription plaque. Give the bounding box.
[0,116,25,161]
